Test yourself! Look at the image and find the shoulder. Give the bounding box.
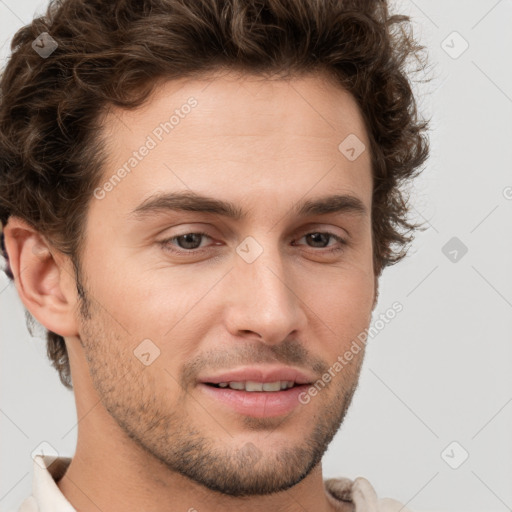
[352,476,412,512]
[325,475,414,512]
[17,496,38,512]
[353,477,414,512]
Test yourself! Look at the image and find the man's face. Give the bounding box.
[75,70,375,496]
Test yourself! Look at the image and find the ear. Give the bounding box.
[3,216,79,337]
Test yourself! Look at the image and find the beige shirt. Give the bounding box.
[17,455,412,512]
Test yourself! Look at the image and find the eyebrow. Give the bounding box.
[129,191,368,221]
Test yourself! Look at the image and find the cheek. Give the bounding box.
[102,263,216,346]
[81,252,164,339]
[309,266,374,340]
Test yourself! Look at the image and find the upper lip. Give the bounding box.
[198,365,315,385]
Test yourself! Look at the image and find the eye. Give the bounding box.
[159,231,214,253]
[292,231,347,254]
[158,230,347,256]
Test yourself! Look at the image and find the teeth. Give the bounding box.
[246,381,263,391]
[262,382,281,392]
[215,381,296,391]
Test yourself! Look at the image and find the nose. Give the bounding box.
[223,241,308,345]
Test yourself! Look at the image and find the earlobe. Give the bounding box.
[3,216,79,338]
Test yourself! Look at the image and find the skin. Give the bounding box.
[5,69,378,512]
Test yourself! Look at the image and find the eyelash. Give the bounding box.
[158,231,347,256]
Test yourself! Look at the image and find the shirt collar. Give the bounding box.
[31,454,75,512]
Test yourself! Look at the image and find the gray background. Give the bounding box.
[1,1,511,511]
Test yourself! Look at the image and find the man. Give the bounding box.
[0,0,429,510]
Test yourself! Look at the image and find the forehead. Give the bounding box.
[102,69,368,143]
[94,70,372,221]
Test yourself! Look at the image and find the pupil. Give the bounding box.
[307,233,327,247]
[179,233,201,249]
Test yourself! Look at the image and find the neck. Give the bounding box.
[56,431,343,512]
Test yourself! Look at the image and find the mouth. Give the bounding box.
[204,380,301,392]
[197,367,315,418]
[199,382,311,418]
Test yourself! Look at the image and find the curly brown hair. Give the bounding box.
[0,0,429,390]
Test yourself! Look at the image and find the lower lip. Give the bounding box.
[198,383,310,418]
